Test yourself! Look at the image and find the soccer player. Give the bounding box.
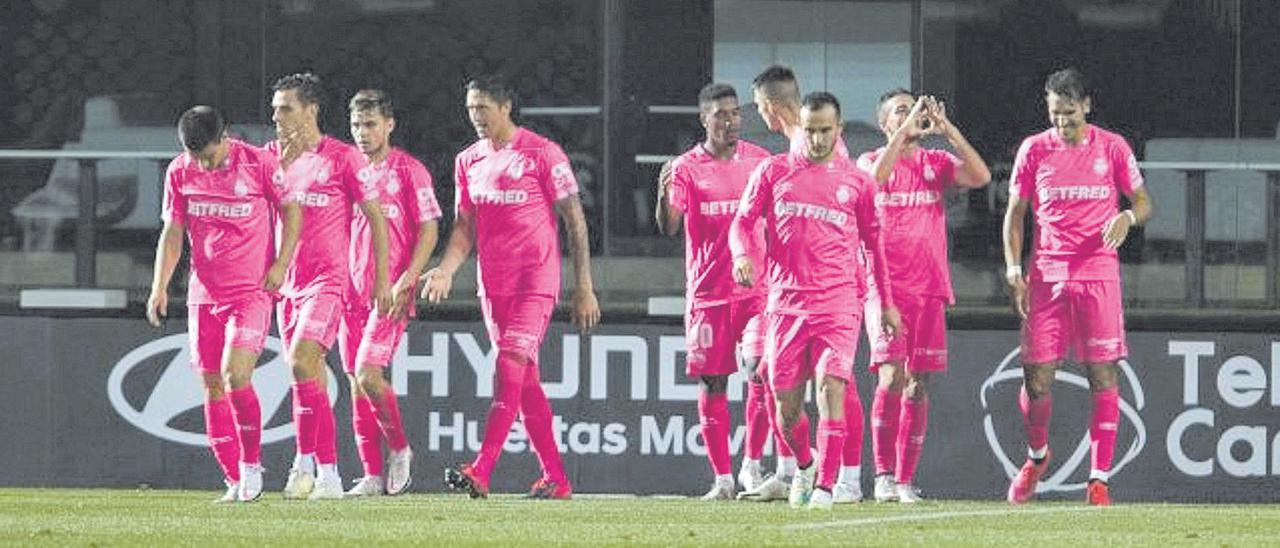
[267,72,393,500]
[421,75,600,500]
[339,89,441,497]
[1002,68,1152,506]
[655,83,771,500]
[730,92,900,510]
[147,105,302,503]
[857,90,991,503]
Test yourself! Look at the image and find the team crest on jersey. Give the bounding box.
[1093,157,1108,176]
[506,155,534,180]
[836,185,851,204]
[357,165,375,183]
[923,165,937,181]
[316,165,331,183]
[233,179,249,197]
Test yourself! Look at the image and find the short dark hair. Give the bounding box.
[801,91,841,118]
[1044,68,1089,102]
[751,65,800,105]
[878,87,914,107]
[697,83,737,111]
[177,105,226,152]
[465,75,516,107]
[272,72,324,107]
[349,89,394,118]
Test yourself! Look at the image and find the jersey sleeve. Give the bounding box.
[1009,138,1037,200]
[408,159,442,223]
[454,153,474,216]
[1109,135,1144,195]
[855,151,877,175]
[540,142,579,202]
[161,158,185,225]
[667,159,691,214]
[854,172,893,308]
[729,160,771,259]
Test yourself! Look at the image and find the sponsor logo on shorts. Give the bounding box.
[979,347,1147,493]
[108,334,337,446]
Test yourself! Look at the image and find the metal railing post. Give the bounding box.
[75,159,98,287]
[1267,171,1280,308]
[1185,170,1206,307]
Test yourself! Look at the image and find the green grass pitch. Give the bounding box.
[3,489,1278,546]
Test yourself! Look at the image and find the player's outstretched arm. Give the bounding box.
[358,199,393,316]
[1002,194,1030,319]
[264,202,301,292]
[419,210,475,304]
[556,195,601,332]
[654,159,683,236]
[927,98,991,188]
[147,220,185,327]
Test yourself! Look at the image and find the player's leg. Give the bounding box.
[870,361,905,502]
[288,293,344,500]
[686,304,736,499]
[808,321,858,510]
[737,304,770,492]
[278,299,316,499]
[222,295,272,502]
[510,296,568,499]
[894,296,946,503]
[340,305,383,496]
[1077,280,1128,506]
[355,315,413,496]
[190,305,240,503]
[1009,282,1064,504]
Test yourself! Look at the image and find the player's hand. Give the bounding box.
[732,256,754,288]
[571,288,601,333]
[419,267,453,304]
[881,305,903,339]
[261,261,287,293]
[373,278,393,317]
[1101,211,1133,249]
[278,126,306,169]
[1006,271,1029,319]
[924,96,951,136]
[388,270,417,319]
[146,290,168,327]
[901,96,931,140]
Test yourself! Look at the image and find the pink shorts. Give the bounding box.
[187,293,273,374]
[865,292,949,373]
[277,291,343,354]
[1022,280,1127,364]
[339,305,409,373]
[481,294,556,364]
[765,312,861,392]
[685,297,765,377]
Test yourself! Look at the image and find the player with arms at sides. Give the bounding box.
[267,72,393,500]
[1003,68,1152,506]
[856,89,991,503]
[147,105,302,503]
[339,89,441,497]
[655,83,771,500]
[730,92,901,510]
[421,75,600,500]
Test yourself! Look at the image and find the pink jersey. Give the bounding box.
[349,148,442,308]
[669,140,771,308]
[455,127,579,297]
[730,150,893,315]
[856,146,959,302]
[1010,125,1143,282]
[266,135,379,299]
[162,138,290,305]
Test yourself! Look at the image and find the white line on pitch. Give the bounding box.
[783,505,1103,531]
